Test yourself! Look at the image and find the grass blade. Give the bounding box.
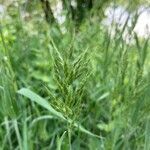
[17,88,65,120]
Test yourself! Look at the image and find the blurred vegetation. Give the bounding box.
[0,0,150,149]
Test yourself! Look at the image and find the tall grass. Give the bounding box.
[0,1,150,149]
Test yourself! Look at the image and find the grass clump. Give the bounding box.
[0,1,150,149]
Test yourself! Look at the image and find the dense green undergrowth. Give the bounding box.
[0,1,150,150]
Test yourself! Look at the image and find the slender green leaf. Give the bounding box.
[17,88,65,120]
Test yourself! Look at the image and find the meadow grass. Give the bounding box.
[0,2,150,150]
